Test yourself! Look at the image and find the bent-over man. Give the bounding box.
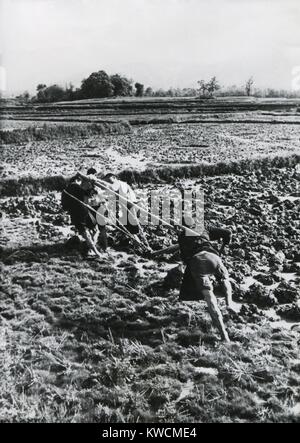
[178,225,234,342]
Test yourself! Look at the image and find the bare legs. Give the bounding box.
[82,227,102,258]
[219,279,241,314]
[190,266,231,342]
[220,279,233,309]
[127,204,152,252]
[203,288,230,343]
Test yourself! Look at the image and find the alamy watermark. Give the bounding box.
[94,188,205,236]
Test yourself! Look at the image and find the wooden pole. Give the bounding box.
[78,173,201,238]
[150,244,180,258]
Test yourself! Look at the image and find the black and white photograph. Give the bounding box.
[0,0,299,425]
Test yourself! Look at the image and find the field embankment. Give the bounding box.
[0,122,131,144]
[1,121,300,180]
[0,154,299,198]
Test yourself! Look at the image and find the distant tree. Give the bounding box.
[47,85,66,102]
[197,80,208,97]
[145,87,153,97]
[80,71,114,99]
[207,77,220,97]
[72,88,82,100]
[153,88,168,97]
[110,74,133,96]
[135,83,144,97]
[16,91,31,104]
[182,88,197,97]
[36,84,66,103]
[198,77,220,98]
[65,83,75,101]
[36,84,47,101]
[36,86,46,102]
[37,84,47,92]
[245,77,254,96]
[166,88,175,97]
[173,88,182,97]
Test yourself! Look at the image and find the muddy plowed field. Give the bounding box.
[0,98,299,423]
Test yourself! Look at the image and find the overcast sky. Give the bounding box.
[0,0,300,94]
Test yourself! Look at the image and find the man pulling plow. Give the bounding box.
[62,172,237,342]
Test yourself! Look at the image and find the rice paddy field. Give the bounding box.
[0,97,300,423]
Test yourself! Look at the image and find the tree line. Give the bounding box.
[32,72,147,103]
[16,71,300,103]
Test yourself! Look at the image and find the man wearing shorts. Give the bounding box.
[178,226,234,343]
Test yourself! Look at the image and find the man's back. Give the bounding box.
[178,227,231,264]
